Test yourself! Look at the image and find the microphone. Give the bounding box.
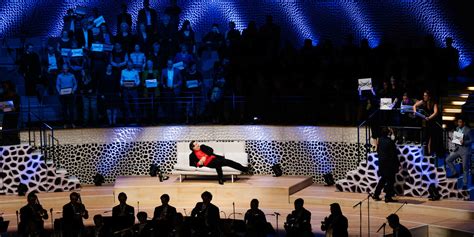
[376,223,386,233]
[103,210,112,214]
[220,211,227,219]
[183,208,188,217]
[274,212,280,216]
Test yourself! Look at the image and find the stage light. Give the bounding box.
[271,164,283,177]
[428,183,441,201]
[17,183,28,196]
[149,164,158,177]
[323,173,335,186]
[93,173,105,186]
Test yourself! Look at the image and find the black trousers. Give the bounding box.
[206,156,247,180]
[374,173,396,198]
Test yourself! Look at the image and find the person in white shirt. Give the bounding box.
[446,117,472,189]
[121,61,140,123]
[129,44,146,72]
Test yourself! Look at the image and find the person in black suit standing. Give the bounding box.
[112,192,135,232]
[62,192,89,237]
[373,127,400,203]
[117,3,132,33]
[189,141,248,184]
[18,193,49,237]
[191,191,220,237]
[320,203,348,237]
[284,198,312,237]
[387,214,412,237]
[153,194,177,236]
[137,0,157,32]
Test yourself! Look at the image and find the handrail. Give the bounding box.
[357,110,379,162]
[27,111,59,168]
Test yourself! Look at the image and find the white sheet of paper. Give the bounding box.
[91,43,104,52]
[145,79,158,88]
[173,61,184,70]
[380,98,392,110]
[71,48,83,57]
[93,16,106,27]
[60,88,73,95]
[123,80,135,88]
[0,101,14,112]
[358,78,372,90]
[61,48,72,56]
[186,80,199,88]
[452,131,463,145]
[103,44,114,51]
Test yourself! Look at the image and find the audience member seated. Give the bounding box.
[321,203,348,237]
[153,194,177,236]
[244,199,267,237]
[284,198,312,237]
[387,214,412,237]
[112,192,135,232]
[190,191,220,237]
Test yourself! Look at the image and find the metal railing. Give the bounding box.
[27,111,60,168]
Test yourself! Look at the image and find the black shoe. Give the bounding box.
[385,197,398,203]
[372,196,382,201]
[218,179,225,185]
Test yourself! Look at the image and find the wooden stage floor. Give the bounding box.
[1,175,474,236]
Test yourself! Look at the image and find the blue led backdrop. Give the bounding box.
[0,0,472,67]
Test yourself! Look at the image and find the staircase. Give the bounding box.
[336,145,471,200]
[441,79,474,127]
[0,144,80,194]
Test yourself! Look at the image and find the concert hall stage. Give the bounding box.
[114,175,314,206]
[1,180,474,236]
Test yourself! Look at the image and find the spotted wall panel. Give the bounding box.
[246,141,360,183]
[51,140,360,184]
[53,141,177,184]
[336,145,469,199]
[0,144,80,195]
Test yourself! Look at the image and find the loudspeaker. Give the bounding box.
[272,164,283,177]
[93,173,105,186]
[323,173,335,186]
[428,183,441,201]
[150,164,158,177]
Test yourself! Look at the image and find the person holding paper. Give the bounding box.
[121,61,140,124]
[446,117,471,189]
[413,90,440,156]
[56,64,78,128]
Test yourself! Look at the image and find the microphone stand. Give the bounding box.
[274,212,280,237]
[50,208,54,231]
[353,193,371,237]
[376,223,386,236]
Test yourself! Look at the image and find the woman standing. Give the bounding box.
[413,90,440,155]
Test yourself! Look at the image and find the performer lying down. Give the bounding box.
[189,141,248,184]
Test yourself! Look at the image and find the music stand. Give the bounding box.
[0,220,10,234]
